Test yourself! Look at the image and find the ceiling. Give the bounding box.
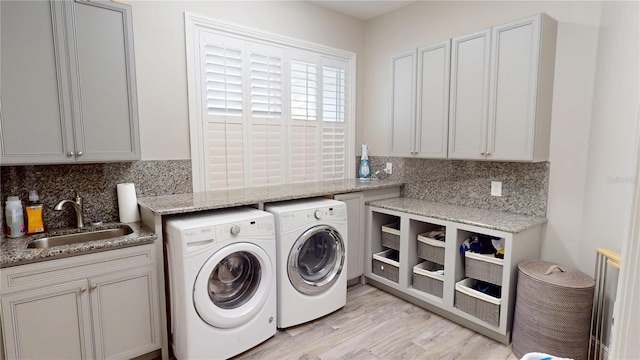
[308,1,417,21]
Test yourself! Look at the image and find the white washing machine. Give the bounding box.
[265,198,348,328]
[164,207,276,360]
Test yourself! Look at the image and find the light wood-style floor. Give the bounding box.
[233,284,519,360]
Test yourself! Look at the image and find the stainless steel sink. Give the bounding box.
[27,226,133,249]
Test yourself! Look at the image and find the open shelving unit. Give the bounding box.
[365,204,543,344]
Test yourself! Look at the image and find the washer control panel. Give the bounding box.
[180,216,274,246]
[217,217,274,243]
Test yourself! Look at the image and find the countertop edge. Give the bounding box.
[138,180,405,215]
[369,198,547,233]
[0,222,157,268]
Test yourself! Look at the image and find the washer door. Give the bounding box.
[193,242,273,329]
[288,225,345,295]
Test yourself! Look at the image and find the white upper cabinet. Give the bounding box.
[389,50,417,157]
[390,41,451,158]
[416,40,451,159]
[0,0,140,165]
[486,14,557,161]
[450,14,557,161]
[448,30,491,160]
[392,13,557,162]
[0,1,74,164]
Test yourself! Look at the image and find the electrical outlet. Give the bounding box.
[491,181,502,197]
[384,162,393,174]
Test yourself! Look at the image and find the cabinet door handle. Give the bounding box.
[480,152,486,155]
[77,151,84,157]
[486,152,491,155]
[90,284,97,291]
[66,151,74,157]
[380,265,385,270]
[80,286,87,293]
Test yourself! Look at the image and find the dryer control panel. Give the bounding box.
[279,205,347,233]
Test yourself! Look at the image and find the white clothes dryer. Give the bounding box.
[165,208,276,360]
[265,198,348,328]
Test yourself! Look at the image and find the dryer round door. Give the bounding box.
[288,225,345,295]
[193,242,273,329]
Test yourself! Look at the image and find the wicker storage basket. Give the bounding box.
[372,249,399,283]
[512,261,595,360]
[412,261,444,298]
[417,233,445,265]
[465,251,503,286]
[454,278,501,327]
[381,222,400,250]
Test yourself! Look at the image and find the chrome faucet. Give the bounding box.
[54,195,85,228]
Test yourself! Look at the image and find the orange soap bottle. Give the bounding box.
[26,190,46,234]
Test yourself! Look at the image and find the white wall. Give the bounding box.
[579,0,639,273]
[581,1,639,350]
[362,1,605,271]
[129,0,365,160]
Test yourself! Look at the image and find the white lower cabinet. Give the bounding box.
[1,245,160,360]
[365,205,542,344]
[335,187,401,281]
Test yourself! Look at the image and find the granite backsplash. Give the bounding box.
[2,156,549,235]
[362,156,549,218]
[1,160,192,234]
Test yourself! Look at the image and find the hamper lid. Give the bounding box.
[518,260,594,289]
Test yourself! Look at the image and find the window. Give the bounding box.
[186,14,355,191]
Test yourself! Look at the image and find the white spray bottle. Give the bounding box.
[359,143,371,179]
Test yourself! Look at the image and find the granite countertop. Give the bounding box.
[138,179,404,215]
[0,222,157,268]
[368,198,547,233]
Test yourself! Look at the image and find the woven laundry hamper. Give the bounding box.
[512,261,595,360]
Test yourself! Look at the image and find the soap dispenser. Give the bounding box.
[358,143,371,179]
[26,190,45,234]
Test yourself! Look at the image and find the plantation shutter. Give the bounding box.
[207,122,244,189]
[201,33,245,189]
[189,24,353,191]
[289,52,319,182]
[290,124,318,182]
[203,38,243,117]
[290,60,318,121]
[248,43,285,186]
[321,59,347,180]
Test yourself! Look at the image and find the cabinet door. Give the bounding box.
[90,265,160,360]
[416,40,450,158]
[334,192,365,280]
[486,15,540,161]
[65,0,140,162]
[1,280,93,360]
[0,0,75,164]
[448,29,491,160]
[389,50,417,157]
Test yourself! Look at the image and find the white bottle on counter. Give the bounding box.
[5,196,25,238]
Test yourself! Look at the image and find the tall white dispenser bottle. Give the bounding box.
[5,196,25,238]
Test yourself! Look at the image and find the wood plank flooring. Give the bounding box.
[233,284,518,360]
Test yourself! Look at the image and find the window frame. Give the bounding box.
[185,12,356,192]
